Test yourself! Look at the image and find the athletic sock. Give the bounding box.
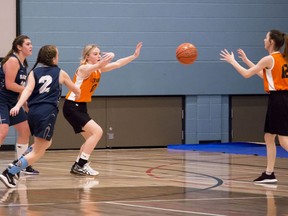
[23,146,33,156]
[16,143,29,159]
[77,152,90,167]
[8,157,29,175]
[76,155,80,163]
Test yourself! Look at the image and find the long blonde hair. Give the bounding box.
[80,44,99,65]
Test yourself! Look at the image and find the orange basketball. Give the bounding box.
[176,43,198,64]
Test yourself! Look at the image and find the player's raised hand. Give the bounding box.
[220,49,235,64]
[133,42,143,58]
[237,49,248,62]
[99,52,114,67]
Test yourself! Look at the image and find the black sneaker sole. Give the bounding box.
[70,170,86,176]
[253,179,278,183]
[21,171,39,175]
[0,174,16,188]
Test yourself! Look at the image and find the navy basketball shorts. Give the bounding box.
[264,91,288,136]
[0,102,27,126]
[63,99,92,134]
[28,104,58,141]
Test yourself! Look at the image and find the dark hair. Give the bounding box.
[284,34,288,60]
[269,29,288,60]
[31,45,58,71]
[0,35,30,67]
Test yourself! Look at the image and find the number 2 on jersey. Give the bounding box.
[39,75,52,94]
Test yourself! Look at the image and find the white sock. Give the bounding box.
[76,155,80,162]
[80,152,90,161]
[16,143,28,159]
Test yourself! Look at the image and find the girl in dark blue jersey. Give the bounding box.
[0,45,80,188]
[0,35,38,175]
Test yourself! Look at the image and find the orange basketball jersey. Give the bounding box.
[263,52,288,92]
[66,70,101,102]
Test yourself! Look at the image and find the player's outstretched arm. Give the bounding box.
[220,49,268,79]
[101,42,143,72]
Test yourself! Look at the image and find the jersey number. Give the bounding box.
[282,64,288,78]
[39,75,52,94]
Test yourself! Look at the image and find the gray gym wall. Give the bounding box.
[4,0,288,145]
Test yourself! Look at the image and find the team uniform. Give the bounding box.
[263,52,288,136]
[27,66,62,140]
[63,69,101,133]
[0,54,27,126]
[0,54,39,176]
[63,68,101,176]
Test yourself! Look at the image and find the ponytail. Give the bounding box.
[0,35,30,67]
[283,33,288,61]
[30,45,58,72]
[30,54,41,72]
[0,50,13,67]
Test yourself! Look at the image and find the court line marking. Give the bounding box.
[105,201,226,216]
[109,195,275,203]
[146,163,223,191]
[0,194,282,216]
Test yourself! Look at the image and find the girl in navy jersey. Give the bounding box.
[0,45,80,188]
[0,35,38,175]
[220,29,288,184]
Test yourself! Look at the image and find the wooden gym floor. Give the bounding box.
[0,147,287,216]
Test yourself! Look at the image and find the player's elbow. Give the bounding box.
[5,82,13,90]
[242,72,254,79]
[242,74,251,79]
[5,83,18,92]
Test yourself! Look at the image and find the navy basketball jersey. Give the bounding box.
[28,66,62,108]
[0,54,27,101]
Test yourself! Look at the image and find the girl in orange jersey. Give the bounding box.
[220,29,288,184]
[63,42,142,176]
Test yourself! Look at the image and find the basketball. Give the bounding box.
[176,43,198,64]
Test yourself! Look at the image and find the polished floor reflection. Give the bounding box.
[0,148,287,215]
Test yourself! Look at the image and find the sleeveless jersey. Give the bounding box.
[28,66,62,108]
[263,52,288,92]
[0,54,27,101]
[66,69,101,102]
